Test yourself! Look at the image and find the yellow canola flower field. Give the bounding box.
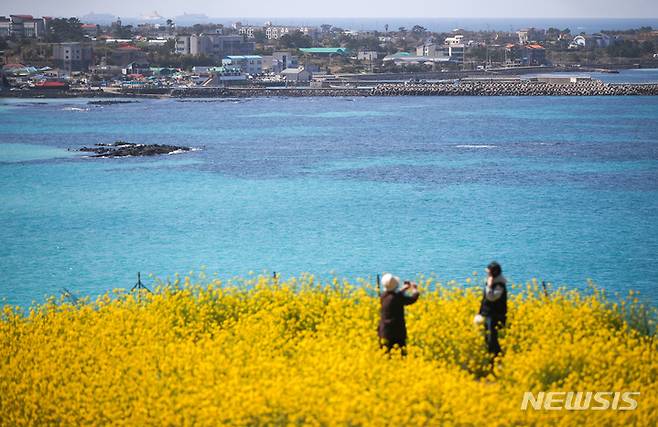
[1,275,656,426]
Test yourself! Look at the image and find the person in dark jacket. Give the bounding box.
[478,261,508,356]
[378,273,420,354]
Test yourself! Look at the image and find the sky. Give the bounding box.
[2,0,658,19]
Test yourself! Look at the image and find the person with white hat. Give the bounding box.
[377,273,420,354]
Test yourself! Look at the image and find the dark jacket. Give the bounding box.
[479,276,508,324]
[378,289,419,345]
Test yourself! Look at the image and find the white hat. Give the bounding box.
[381,273,400,292]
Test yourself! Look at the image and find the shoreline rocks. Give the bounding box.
[169,87,369,98]
[79,141,192,158]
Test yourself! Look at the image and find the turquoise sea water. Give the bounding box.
[1,92,658,306]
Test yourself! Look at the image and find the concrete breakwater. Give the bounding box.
[371,81,658,96]
[173,81,658,97]
[3,81,658,98]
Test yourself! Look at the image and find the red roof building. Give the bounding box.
[524,44,547,65]
[117,44,140,50]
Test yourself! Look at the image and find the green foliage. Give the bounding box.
[607,40,643,57]
[253,30,266,44]
[112,24,133,39]
[411,25,427,39]
[546,27,561,39]
[602,26,654,35]
[184,23,224,35]
[344,36,381,52]
[641,40,656,54]
[46,18,85,42]
[278,31,312,49]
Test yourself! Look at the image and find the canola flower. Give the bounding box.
[1,274,656,426]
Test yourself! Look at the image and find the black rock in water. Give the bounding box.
[87,100,140,105]
[79,141,191,157]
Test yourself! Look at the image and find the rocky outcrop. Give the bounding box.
[170,87,369,98]
[87,100,140,105]
[79,142,191,157]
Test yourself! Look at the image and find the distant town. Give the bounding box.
[1,13,658,95]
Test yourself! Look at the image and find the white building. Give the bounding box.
[569,33,615,49]
[264,25,317,40]
[222,55,262,75]
[53,42,93,72]
[517,28,545,45]
[357,51,379,61]
[189,34,211,56]
[147,38,170,47]
[445,44,465,63]
[265,26,290,40]
[203,67,247,86]
[175,36,191,54]
[444,35,464,46]
[175,34,255,58]
[416,44,439,57]
[0,15,49,38]
[280,67,311,82]
[415,42,464,63]
[262,51,299,73]
[237,25,261,39]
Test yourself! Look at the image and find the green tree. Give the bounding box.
[641,40,655,54]
[607,40,641,57]
[361,36,382,52]
[546,27,561,40]
[411,25,427,39]
[112,23,133,39]
[47,18,85,42]
[278,31,312,49]
[253,30,267,44]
